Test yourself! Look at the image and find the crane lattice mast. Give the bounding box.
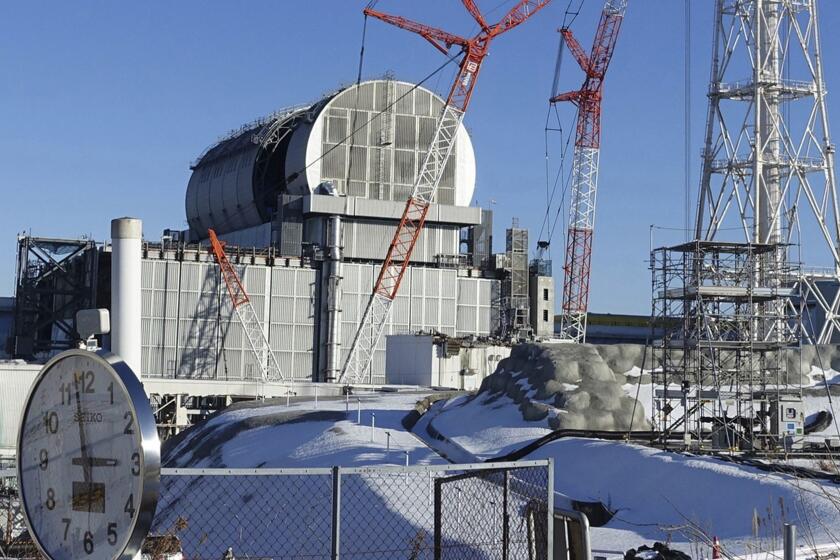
[338,0,552,384]
[553,0,626,344]
[208,229,285,383]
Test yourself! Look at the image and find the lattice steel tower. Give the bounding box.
[695,0,840,343]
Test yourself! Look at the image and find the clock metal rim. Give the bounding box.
[16,349,161,560]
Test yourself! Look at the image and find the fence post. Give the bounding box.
[434,477,442,560]
[332,466,341,560]
[502,469,510,560]
[784,524,796,560]
[547,458,555,560]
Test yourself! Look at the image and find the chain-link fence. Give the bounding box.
[1,469,36,560]
[155,460,554,559]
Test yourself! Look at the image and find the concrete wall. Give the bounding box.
[529,275,554,338]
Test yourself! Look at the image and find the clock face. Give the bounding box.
[17,351,159,560]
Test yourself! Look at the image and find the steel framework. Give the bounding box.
[12,235,98,359]
[651,240,802,451]
[338,0,551,384]
[208,229,285,383]
[694,0,840,343]
[553,0,627,344]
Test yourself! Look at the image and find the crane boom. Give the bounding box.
[339,0,551,384]
[208,228,285,383]
[553,0,626,344]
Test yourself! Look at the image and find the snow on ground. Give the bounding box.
[157,360,840,558]
[419,378,840,557]
[163,392,444,468]
[422,392,550,458]
[155,393,456,558]
[523,439,840,550]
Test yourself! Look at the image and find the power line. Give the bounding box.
[684,0,691,241]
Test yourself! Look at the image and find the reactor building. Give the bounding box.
[6,79,555,384]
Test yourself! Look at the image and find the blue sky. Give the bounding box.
[2,1,840,314]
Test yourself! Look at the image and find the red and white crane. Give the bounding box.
[338,0,551,384]
[553,0,626,343]
[208,228,285,383]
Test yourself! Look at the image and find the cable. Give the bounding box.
[537,105,576,247]
[561,0,585,29]
[550,26,566,101]
[684,0,691,241]
[344,11,370,193]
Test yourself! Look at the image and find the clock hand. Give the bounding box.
[73,372,93,483]
[72,457,119,468]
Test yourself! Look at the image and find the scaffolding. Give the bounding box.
[651,240,802,452]
[502,220,531,341]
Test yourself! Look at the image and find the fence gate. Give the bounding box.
[434,463,553,560]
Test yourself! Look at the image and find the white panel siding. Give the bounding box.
[140,255,495,386]
[141,258,317,382]
[455,277,499,337]
[268,267,317,380]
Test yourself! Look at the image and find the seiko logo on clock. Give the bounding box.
[74,411,104,423]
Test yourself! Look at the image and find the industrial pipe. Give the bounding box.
[111,217,143,378]
[324,215,343,381]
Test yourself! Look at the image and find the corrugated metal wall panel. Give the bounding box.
[454,277,499,337]
[342,221,459,263]
[141,260,181,378]
[457,306,477,333]
[139,254,494,385]
[268,267,317,381]
[177,262,220,379]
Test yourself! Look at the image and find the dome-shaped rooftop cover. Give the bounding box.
[185,79,476,237]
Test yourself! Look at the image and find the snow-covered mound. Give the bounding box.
[524,438,840,543]
[162,397,443,468]
[420,390,840,554]
[154,395,448,558]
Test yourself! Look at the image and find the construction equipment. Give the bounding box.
[338,0,552,384]
[208,229,285,383]
[553,0,627,344]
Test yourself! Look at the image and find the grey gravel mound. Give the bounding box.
[477,342,651,431]
[470,342,840,432]
[592,343,840,387]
